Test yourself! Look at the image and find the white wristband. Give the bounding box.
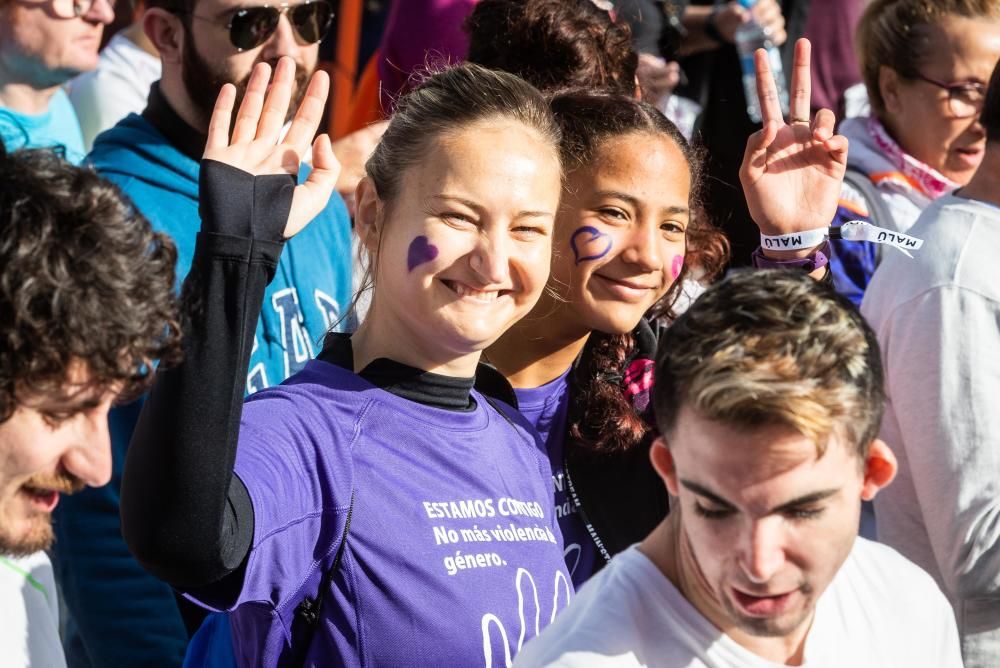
[837,220,924,258]
[760,228,828,251]
[761,222,925,259]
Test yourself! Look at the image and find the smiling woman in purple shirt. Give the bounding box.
[119,58,572,665]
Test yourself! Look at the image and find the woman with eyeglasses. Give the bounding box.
[827,0,1000,305]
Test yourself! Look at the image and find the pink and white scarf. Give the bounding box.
[867,116,959,200]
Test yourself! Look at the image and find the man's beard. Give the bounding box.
[0,471,83,557]
[181,30,312,132]
[0,517,53,558]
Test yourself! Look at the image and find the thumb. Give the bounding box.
[284,134,340,238]
[310,133,342,186]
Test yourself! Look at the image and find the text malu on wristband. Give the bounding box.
[760,220,925,259]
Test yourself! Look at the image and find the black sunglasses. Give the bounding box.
[188,1,334,52]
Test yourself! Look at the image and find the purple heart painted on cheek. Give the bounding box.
[407,235,439,272]
[570,226,613,265]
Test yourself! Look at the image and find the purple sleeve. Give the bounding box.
[188,383,356,613]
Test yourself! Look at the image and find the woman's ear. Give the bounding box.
[144,8,184,64]
[878,66,903,115]
[861,438,898,501]
[354,177,383,255]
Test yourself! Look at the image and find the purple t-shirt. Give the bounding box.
[189,360,572,666]
[514,371,600,588]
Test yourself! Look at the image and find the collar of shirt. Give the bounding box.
[141,82,208,163]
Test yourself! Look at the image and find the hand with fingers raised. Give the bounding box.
[203,56,342,240]
[739,38,848,244]
[712,0,787,46]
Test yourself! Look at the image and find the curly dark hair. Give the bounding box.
[550,91,730,453]
[465,0,638,96]
[0,146,182,423]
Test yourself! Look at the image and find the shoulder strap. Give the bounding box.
[291,490,355,663]
[474,362,519,409]
[483,395,518,429]
[843,166,891,228]
[842,166,890,264]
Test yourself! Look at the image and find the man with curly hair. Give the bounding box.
[65,0,356,661]
[0,144,180,666]
[517,270,962,668]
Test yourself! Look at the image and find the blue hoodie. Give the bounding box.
[50,111,353,667]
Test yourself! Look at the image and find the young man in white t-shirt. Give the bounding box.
[517,271,962,668]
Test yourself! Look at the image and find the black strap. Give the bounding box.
[562,453,613,565]
[483,395,518,428]
[292,491,356,664]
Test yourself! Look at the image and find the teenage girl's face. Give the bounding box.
[367,120,561,366]
[550,132,690,335]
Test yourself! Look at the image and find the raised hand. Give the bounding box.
[712,0,787,46]
[204,57,341,239]
[739,39,848,238]
[637,54,680,108]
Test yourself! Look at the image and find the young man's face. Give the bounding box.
[0,371,114,556]
[0,0,114,89]
[655,405,892,647]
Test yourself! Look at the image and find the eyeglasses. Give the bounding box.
[187,1,334,52]
[57,0,115,18]
[912,72,986,119]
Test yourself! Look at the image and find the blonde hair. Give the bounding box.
[654,271,884,458]
[858,0,1000,117]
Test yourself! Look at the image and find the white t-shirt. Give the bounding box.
[515,540,961,667]
[0,551,67,667]
[861,194,1000,667]
[68,33,162,151]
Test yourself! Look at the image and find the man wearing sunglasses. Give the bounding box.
[50,1,356,666]
[0,0,115,163]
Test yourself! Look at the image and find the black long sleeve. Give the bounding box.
[120,161,294,589]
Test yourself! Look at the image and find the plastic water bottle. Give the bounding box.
[734,0,789,123]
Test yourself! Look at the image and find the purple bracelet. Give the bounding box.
[751,239,832,272]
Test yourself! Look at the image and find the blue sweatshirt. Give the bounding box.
[50,111,353,667]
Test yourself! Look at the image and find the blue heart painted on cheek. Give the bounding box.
[570,226,613,265]
[407,235,439,272]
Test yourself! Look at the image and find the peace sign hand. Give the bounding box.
[739,39,848,239]
[203,57,341,239]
